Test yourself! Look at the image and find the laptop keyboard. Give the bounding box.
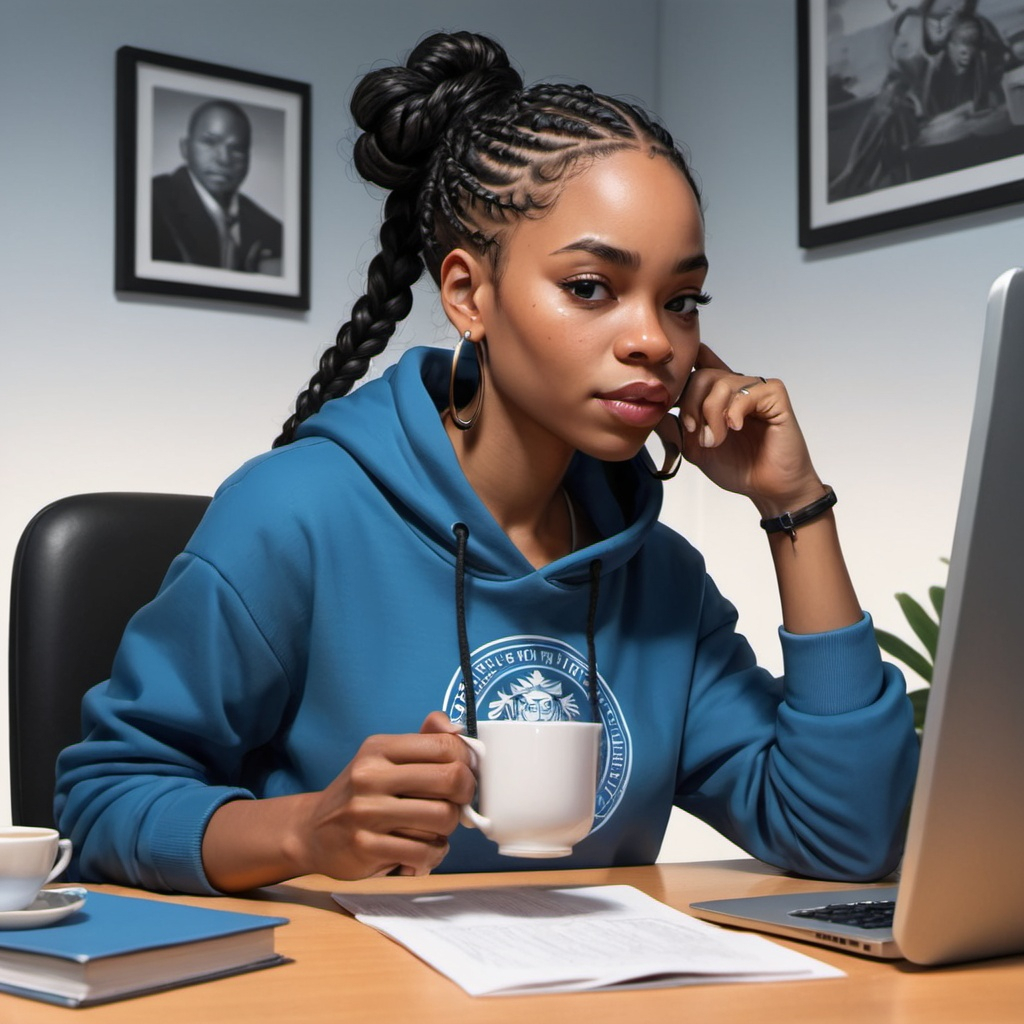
[790,900,896,930]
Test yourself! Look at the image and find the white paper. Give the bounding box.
[332,884,843,996]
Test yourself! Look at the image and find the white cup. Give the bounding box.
[459,721,601,858]
[0,827,74,912]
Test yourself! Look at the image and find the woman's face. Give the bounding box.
[948,23,980,70]
[469,148,707,464]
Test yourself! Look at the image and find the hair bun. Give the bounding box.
[352,31,522,189]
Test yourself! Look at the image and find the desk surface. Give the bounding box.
[6,860,1024,1022]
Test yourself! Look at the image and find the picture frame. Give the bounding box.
[115,46,310,309]
[798,1,1024,248]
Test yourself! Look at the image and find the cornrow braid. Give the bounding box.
[275,31,701,446]
[418,81,700,282]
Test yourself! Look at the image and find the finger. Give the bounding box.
[362,730,474,769]
[359,831,450,878]
[678,363,718,436]
[725,376,772,431]
[692,341,732,373]
[736,375,768,397]
[352,757,477,804]
[697,374,778,445]
[684,373,739,448]
[392,840,447,877]
[391,826,454,844]
[419,710,462,735]
[678,347,736,437]
[350,792,463,841]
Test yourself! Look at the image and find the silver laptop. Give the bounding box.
[691,268,1024,966]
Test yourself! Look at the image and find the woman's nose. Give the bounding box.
[616,318,673,364]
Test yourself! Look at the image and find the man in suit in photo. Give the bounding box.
[152,100,283,275]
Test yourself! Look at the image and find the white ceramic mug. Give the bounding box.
[0,827,74,912]
[459,720,601,857]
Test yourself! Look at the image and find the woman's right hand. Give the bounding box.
[201,711,477,890]
[296,711,477,879]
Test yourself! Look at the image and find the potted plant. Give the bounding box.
[873,561,947,732]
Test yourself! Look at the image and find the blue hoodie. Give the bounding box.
[55,346,918,894]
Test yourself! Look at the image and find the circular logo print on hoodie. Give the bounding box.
[442,634,631,831]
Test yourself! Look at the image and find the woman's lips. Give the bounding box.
[596,383,672,429]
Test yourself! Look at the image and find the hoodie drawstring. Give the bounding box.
[453,523,477,738]
[586,558,601,720]
[453,522,602,737]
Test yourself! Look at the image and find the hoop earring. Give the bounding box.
[650,413,684,480]
[449,330,485,431]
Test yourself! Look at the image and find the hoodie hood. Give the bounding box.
[294,347,663,584]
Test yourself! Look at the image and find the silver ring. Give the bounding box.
[738,375,767,396]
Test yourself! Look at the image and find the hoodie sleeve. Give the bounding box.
[675,575,919,882]
[54,445,343,894]
[53,550,296,893]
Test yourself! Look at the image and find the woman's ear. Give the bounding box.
[439,248,492,339]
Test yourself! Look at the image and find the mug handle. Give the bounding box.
[456,735,492,832]
[45,839,73,884]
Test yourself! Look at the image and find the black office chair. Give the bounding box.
[8,492,211,829]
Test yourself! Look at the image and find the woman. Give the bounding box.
[829,10,929,199]
[923,14,1000,118]
[56,32,917,895]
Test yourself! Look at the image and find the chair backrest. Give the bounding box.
[8,492,211,829]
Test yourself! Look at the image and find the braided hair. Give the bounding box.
[273,31,701,447]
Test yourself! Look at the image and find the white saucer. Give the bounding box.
[0,887,87,929]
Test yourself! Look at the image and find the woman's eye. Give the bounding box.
[667,292,711,315]
[564,279,610,301]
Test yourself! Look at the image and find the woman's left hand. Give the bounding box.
[665,342,826,517]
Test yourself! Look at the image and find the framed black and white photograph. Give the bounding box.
[115,46,310,308]
[799,1,1024,248]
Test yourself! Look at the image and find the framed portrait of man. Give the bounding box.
[115,46,310,309]
[799,0,1024,248]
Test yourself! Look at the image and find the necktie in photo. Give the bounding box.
[220,212,239,269]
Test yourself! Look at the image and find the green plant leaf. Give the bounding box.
[874,627,933,683]
[929,585,945,619]
[895,592,939,659]
[908,688,929,731]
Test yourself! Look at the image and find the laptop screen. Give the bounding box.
[894,267,1024,965]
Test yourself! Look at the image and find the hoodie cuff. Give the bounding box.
[141,785,255,895]
[779,613,885,716]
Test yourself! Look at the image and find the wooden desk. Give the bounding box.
[6,860,1023,1022]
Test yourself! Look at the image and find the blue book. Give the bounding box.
[0,890,288,1007]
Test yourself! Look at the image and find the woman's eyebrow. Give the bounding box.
[550,238,640,269]
[550,237,708,276]
[675,253,709,274]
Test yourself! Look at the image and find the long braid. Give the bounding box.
[273,189,422,447]
[275,32,701,445]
